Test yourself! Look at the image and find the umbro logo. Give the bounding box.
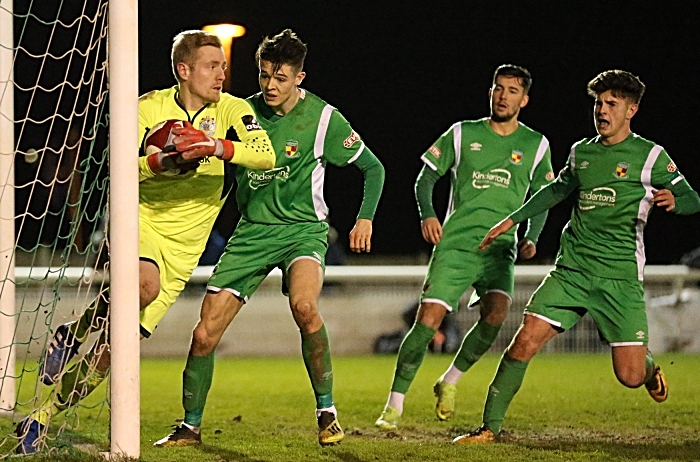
[636,331,645,339]
[470,142,482,151]
[580,161,589,169]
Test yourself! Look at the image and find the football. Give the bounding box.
[144,119,184,155]
[144,119,199,176]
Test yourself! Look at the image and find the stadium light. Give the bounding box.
[202,24,246,92]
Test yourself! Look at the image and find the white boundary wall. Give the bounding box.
[13,265,700,358]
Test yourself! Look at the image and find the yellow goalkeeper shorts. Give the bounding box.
[138,218,203,336]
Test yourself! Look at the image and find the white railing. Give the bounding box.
[14,264,700,286]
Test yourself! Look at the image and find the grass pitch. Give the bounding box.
[3,353,699,461]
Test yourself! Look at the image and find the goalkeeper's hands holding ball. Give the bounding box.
[173,121,235,162]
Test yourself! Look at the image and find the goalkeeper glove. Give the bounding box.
[173,122,235,161]
[146,150,199,175]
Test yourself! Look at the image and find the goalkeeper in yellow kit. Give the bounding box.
[15,30,274,454]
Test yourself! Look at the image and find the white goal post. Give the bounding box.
[0,0,139,458]
[107,0,140,458]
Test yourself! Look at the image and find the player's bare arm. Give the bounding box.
[479,217,515,251]
[651,188,675,212]
[420,217,442,245]
[349,218,373,253]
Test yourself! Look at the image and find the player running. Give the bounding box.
[454,70,700,444]
[15,30,274,454]
[375,65,554,430]
[154,29,384,448]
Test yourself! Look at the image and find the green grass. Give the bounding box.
[2,354,699,461]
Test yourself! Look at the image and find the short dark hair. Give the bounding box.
[171,30,222,82]
[493,64,532,93]
[587,70,646,104]
[255,29,307,74]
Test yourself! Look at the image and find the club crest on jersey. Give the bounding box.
[198,116,216,136]
[343,131,362,148]
[428,145,442,158]
[546,171,555,181]
[470,142,482,151]
[285,140,299,158]
[615,162,629,178]
[510,150,523,165]
[667,162,677,173]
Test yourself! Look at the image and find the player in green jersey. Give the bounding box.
[155,29,385,448]
[454,70,700,444]
[15,31,275,454]
[375,65,554,430]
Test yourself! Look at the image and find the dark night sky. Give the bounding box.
[138,1,700,264]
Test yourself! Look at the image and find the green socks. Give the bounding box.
[453,319,501,372]
[301,325,334,409]
[69,289,110,343]
[56,331,110,411]
[644,350,656,384]
[482,353,529,434]
[183,352,215,427]
[390,322,437,394]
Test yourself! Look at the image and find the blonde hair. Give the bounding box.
[171,30,222,82]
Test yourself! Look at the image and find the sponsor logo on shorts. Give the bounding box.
[198,116,216,136]
[248,166,290,189]
[667,162,677,173]
[636,330,645,339]
[579,187,616,210]
[545,171,555,181]
[472,169,511,189]
[470,142,482,151]
[241,114,262,131]
[343,130,362,148]
[615,162,629,178]
[510,150,523,165]
[428,145,442,158]
[285,140,299,158]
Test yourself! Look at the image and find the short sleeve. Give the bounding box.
[322,109,366,167]
[651,147,685,189]
[420,123,457,176]
[530,136,555,192]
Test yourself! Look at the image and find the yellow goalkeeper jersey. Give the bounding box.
[137,87,274,248]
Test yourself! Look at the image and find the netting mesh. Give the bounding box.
[0,0,110,456]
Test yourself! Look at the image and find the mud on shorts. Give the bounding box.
[526,266,648,345]
[207,219,329,301]
[421,242,516,312]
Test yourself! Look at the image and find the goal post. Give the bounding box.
[0,0,140,458]
[107,0,140,457]
[0,0,16,417]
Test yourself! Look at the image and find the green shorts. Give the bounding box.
[138,218,202,336]
[526,266,648,345]
[421,242,516,312]
[208,219,329,301]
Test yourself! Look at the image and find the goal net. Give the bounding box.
[0,0,114,456]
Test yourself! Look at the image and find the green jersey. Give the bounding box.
[421,118,554,249]
[242,89,367,224]
[512,133,690,281]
